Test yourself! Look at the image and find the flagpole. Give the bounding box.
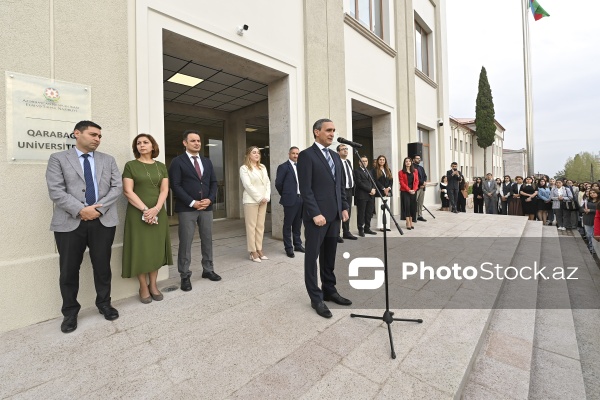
[522,0,535,176]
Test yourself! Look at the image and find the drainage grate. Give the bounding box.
[162,285,179,292]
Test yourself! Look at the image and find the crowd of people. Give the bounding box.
[45,119,599,332]
[440,169,600,255]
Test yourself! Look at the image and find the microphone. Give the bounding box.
[337,137,363,148]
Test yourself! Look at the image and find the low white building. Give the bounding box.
[449,117,505,181]
[503,148,528,179]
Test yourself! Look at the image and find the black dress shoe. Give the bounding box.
[202,271,222,281]
[364,229,377,235]
[181,277,192,291]
[337,237,344,243]
[294,245,305,253]
[286,249,295,258]
[343,233,358,240]
[98,305,119,321]
[417,216,427,222]
[358,229,365,237]
[324,292,352,306]
[61,315,77,333]
[311,301,332,318]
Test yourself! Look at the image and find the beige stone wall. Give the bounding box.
[0,0,135,333]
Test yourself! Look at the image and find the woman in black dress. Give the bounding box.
[398,157,419,229]
[374,155,393,231]
[472,177,484,213]
[439,175,449,211]
[520,177,538,220]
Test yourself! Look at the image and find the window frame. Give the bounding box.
[349,0,384,39]
[414,20,430,76]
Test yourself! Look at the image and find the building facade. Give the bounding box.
[503,148,528,179]
[449,117,505,181]
[0,0,449,332]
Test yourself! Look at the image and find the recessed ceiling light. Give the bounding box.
[168,73,203,87]
[245,128,258,132]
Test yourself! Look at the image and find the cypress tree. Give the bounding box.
[475,66,496,174]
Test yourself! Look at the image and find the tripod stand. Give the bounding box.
[350,151,423,359]
[422,204,436,219]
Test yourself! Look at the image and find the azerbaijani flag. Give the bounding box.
[529,0,550,21]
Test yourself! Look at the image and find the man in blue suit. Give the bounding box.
[275,146,305,258]
[169,130,221,292]
[297,119,351,318]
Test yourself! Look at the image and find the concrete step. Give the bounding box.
[528,226,586,399]
[563,231,600,399]
[461,221,542,399]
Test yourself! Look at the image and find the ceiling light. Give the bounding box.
[245,128,258,132]
[168,73,203,87]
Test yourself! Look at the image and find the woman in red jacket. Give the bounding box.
[398,156,419,230]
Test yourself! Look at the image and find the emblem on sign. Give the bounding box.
[44,87,60,102]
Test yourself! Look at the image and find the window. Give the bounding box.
[454,138,457,151]
[415,21,429,76]
[349,0,383,38]
[460,140,463,152]
[417,127,430,181]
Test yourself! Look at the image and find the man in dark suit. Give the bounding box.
[337,143,357,241]
[297,118,351,318]
[413,154,428,222]
[275,146,304,258]
[354,156,377,237]
[446,162,463,213]
[169,130,221,292]
[46,120,122,333]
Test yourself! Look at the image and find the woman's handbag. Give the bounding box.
[562,187,579,210]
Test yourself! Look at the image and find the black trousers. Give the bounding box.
[356,197,374,230]
[342,188,353,234]
[457,195,466,213]
[303,216,340,303]
[449,188,460,211]
[474,197,484,213]
[282,196,303,250]
[54,219,116,316]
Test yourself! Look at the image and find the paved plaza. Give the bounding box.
[1,210,599,399]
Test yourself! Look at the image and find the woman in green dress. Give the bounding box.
[122,133,173,303]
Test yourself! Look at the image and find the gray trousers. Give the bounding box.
[484,195,497,214]
[177,210,214,278]
[416,187,425,217]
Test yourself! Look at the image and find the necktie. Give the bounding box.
[192,156,202,180]
[322,148,335,178]
[345,160,353,188]
[82,154,96,205]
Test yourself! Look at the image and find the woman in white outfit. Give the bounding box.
[240,146,271,262]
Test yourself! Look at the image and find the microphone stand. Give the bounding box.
[349,147,423,359]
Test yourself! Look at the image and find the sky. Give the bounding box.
[446,0,600,177]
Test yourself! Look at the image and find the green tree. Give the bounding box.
[475,66,496,174]
[561,152,600,182]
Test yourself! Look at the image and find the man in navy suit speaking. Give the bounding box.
[275,146,305,258]
[297,119,352,318]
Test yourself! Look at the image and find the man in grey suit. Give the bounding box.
[482,173,498,214]
[46,120,122,333]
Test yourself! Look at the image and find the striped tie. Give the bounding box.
[322,148,335,178]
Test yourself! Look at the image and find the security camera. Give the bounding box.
[438,118,444,127]
[237,25,249,36]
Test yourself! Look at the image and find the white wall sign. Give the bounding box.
[5,71,92,162]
